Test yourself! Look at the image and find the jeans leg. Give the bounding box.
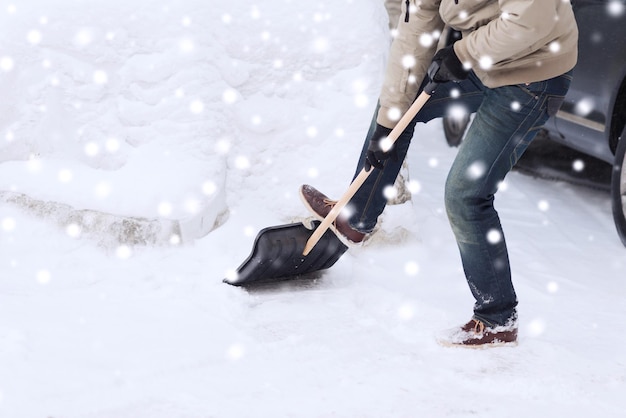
[348,73,485,232]
[445,73,572,326]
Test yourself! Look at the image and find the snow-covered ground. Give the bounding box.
[1,1,625,417]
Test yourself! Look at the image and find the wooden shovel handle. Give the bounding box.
[303,89,433,255]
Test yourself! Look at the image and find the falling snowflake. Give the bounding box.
[116,245,132,259]
[189,99,204,114]
[27,30,42,45]
[572,159,585,172]
[354,94,368,108]
[227,344,245,360]
[84,142,100,157]
[214,139,230,156]
[243,226,255,237]
[0,56,14,72]
[306,126,318,138]
[486,229,502,244]
[74,29,93,47]
[466,160,486,180]
[57,169,73,183]
[527,318,547,337]
[447,104,468,120]
[1,217,16,231]
[222,88,238,104]
[93,70,108,85]
[36,269,51,285]
[402,54,416,69]
[397,303,415,320]
[94,181,112,199]
[235,155,250,170]
[404,261,420,276]
[575,97,594,116]
[386,107,401,122]
[27,157,42,173]
[546,281,559,293]
[202,180,217,195]
[105,138,120,153]
[158,201,173,216]
[307,167,319,178]
[419,33,434,48]
[383,185,398,200]
[549,41,561,53]
[377,133,393,153]
[222,14,232,24]
[537,200,550,212]
[66,223,81,238]
[608,0,625,16]
[312,37,329,53]
[408,179,422,194]
[510,101,521,111]
[479,55,493,70]
[179,38,194,53]
[184,197,201,214]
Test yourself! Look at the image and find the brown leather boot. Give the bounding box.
[299,184,366,246]
[437,318,518,348]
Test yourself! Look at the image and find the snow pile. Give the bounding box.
[0,0,388,246]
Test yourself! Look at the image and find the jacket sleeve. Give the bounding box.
[377,0,445,128]
[453,0,561,72]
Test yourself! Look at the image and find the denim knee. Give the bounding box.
[444,169,485,241]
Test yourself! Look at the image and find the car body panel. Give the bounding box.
[543,0,626,164]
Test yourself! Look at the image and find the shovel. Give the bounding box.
[223,220,348,286]
[224,73,439,287]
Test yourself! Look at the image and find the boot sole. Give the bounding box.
[436,337,519,349]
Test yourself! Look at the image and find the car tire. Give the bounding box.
[442,114,470,147]
[611,134,626,247]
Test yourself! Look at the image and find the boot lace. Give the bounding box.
[472,319,485,335]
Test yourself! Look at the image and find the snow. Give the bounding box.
[1,1,625,417]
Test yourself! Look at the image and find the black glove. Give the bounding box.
[430,44,470,83]
[364,124,398,171]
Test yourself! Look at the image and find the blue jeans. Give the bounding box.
[349,71,573,326]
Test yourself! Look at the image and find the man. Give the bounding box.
[300,0,578,347]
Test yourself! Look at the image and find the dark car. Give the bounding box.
[442,0,626,247]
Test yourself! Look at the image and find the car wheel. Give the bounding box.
[442,114,470,147]
[611,135,626,247]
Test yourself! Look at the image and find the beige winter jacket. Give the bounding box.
[377,0,578,128]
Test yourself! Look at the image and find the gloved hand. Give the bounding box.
[430,44,470,83]
[364,123,397,171]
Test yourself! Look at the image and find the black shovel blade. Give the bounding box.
[224,221,348,286]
